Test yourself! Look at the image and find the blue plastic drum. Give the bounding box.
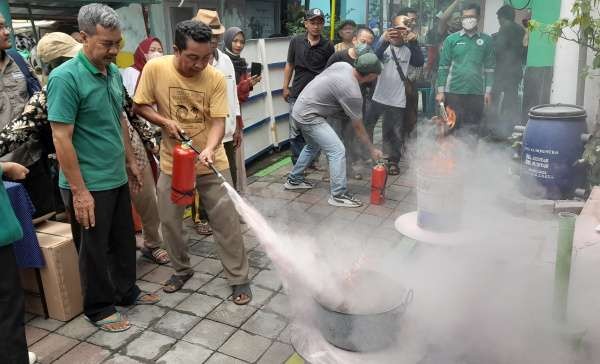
[520,104,587,200]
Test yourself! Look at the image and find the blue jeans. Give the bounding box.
[288,119,347,196]
[288,97,306,164]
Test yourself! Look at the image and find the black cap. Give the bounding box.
[305,8,325,20]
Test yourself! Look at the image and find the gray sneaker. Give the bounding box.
[284,179,314,190]
[328,193,362,208]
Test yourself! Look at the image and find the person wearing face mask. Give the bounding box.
[327,27,375,67]
[283,54,384,208]
[436,3,495,142]
[121,37,164,97]
[326,26,375,179]
[365,15,424,176]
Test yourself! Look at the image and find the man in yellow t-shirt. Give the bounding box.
[133,20,251,304]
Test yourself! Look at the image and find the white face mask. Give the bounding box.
[146,51,163,61]
[462,17,478,31]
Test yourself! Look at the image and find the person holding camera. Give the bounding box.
[366,15,424,175]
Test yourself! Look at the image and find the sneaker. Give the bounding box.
[29,352,37,364]
[284,179,314,190]
[328,193,362,208]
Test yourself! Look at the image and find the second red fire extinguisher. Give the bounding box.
[370,161,388,205]
[171,143,196,206]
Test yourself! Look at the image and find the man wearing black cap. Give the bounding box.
[283,53,384,208]
[283,8,334,164]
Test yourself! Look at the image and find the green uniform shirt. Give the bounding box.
[436,30,495,95]
[0,165,24,247]
[47,51,127,191]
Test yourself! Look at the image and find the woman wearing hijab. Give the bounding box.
[121,37,163,97]
[222,27,260,192]
[119,37,169,265]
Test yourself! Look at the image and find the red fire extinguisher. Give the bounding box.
[370,161,388,205]
[171,143,196,205]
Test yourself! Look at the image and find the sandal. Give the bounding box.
[232,283,253,305]
[195,221,213,235]
[387,163,400,176]
[141,247,170,265]
[163,273,194,293]
[86,312,131,332]
[135,292,160,305]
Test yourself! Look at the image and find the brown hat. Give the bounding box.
[193,9,225,35]
[37,32,82,63]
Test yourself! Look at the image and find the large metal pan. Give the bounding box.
[314,270,413,352]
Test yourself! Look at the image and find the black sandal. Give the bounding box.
[232,283,253,305]
[163,273,194,293]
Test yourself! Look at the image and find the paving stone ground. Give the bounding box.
[24,158,420,363]
[25,137,574,363]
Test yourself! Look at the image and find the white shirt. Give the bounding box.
[372,44,411,108]
[211,49,241,143]
[120,67,140,97]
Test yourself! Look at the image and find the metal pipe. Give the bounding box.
[553,211,577,323]
[27,5,39,43]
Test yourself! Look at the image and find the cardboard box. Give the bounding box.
[20,232,83,321]
[35,220,72,239]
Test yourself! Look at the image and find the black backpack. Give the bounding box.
[6,49,41,97]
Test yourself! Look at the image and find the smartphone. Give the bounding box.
[251,62,263,77]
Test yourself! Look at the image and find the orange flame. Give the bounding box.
[445,105,456,129]
[427,104,459,175]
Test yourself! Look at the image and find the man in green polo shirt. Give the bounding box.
[436,3,495,138]
[47,3,158,333]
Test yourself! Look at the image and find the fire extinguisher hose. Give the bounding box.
[177,130,226,181]
[378,159,388,198]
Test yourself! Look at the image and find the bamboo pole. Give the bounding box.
[330,0,336,41]
[553,211,576,323]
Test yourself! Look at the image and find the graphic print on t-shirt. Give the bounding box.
[169,87,206,130]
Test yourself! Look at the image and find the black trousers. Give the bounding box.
[445,93,484,140]
[60,184,140,322]
[0,245,28,364]
[490,79,521,138]
[365,101,406,163]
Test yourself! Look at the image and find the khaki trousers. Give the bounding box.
[156,170,249,285]
[130,165,162,249]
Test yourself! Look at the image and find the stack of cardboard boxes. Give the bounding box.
[20,221,83,321]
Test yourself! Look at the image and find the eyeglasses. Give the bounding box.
[0,24,12,33]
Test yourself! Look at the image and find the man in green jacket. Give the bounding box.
[0,161,36,364]
[436,3,495,138]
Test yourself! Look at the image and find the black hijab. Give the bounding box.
[223,27,248,84]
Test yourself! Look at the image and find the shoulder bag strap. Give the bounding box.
[6,49,41,96]
[390,46,408,83]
